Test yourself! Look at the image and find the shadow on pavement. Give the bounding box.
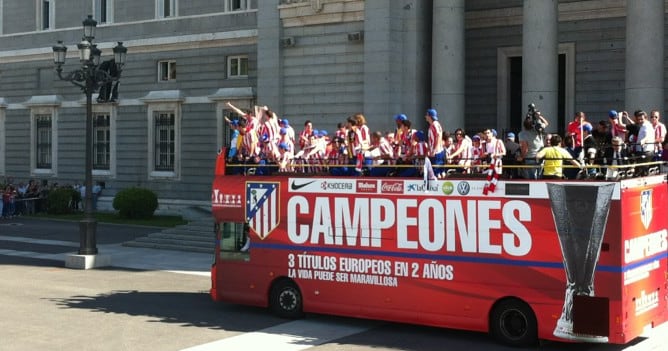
[0,254,64,267]
[329,322,647,351]
[48,290,282,332]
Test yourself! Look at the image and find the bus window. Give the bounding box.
[218,222,250,261]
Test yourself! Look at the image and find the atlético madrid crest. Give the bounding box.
[640,189,653,230]
[246,182,280,239]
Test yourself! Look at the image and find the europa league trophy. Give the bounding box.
[547,183,615,342]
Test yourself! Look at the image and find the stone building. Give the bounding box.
[0,0,664,210]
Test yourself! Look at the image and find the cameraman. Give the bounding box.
[518,110,549,179]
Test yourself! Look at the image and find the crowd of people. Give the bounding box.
[222,102,668,181]
[520,109,667,180]
[0,179,101,219]
[1,179,43,219]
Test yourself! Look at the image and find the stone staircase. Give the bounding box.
[122,207,214,253]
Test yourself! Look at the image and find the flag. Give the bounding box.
[483,158,503,195]
[355,153,364,173]
[423,157,437,181]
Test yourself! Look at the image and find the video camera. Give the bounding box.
[525,103,545,133]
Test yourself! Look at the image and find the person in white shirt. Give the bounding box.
[633,110,655,159]
[650,110,666,155]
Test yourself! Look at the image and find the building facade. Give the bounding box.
[0,0,665,210]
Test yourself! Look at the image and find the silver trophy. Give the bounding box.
[547,183,615,342]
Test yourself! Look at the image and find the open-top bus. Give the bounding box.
[210,152,667,346]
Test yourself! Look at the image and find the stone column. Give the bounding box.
[625,0,664,112]
[257,0,282,112]
[363,0,396,129]
[431,0,465,130]
[522,0,558,127]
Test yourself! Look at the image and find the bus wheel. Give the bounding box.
[270,280,303,319]
[490,299,538,347]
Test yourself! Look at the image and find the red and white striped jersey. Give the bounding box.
[335,128,347,141]
[412,141,427,159]
[428,121,444,156]
[298,128,312,150]
[241,131,259,157]
[471,144,483,166]
[377,137,394,159]
[261,139,279,161]
[399,129,414,157]
[453,137,472,164]
[350,128,364,155]
[261,119,280,144]
[359,125,371,151]
[485,137,506,159]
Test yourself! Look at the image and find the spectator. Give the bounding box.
[448,128,473,174]
[277,142,294,172]
[567,111,592,148]
[226,119,240,159]
[633,110,655,160]
[503,132,521,178]
[399,130,426,177]
[280,119,296,147]
[346,116,366,175]
[393,114,408,149]
[335,122,348,141]
[397,119,415,160]
[482,128,506,164]
[623,111,640,144]
[3,185,17,218]
[353,113,371,153]
[592,120,612,152]
[518,116,548,179]
[562,135,580,179]
[536,135,582,179]
[425,108,445,167]
[581,123,600,176]
[440,131,455,177]
[367,131,394,177]
[650,110,666,156]
[278,127,294,154]
[298,120,314,151]
[92,182,103,210]
[327,137,349,176]
[608,110,628,140]
[470,135,484,173]
[602,136,632,180]
[225,101,255,131]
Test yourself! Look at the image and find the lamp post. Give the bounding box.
[52,15,127,256]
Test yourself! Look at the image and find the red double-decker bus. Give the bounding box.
[210,153,668,346]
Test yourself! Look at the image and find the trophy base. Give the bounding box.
[553,320,609,343]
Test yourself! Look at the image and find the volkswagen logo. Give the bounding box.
[457,181,470,195]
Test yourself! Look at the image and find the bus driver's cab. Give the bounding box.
[215,221,250,260]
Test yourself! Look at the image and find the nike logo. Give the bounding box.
[291,180,316,191]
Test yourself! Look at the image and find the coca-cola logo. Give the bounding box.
[356,181,377,193]
[381,181,404,194]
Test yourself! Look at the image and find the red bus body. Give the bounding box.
[210,154,668,345]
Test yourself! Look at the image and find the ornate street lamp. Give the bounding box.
[52,15,127,257]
